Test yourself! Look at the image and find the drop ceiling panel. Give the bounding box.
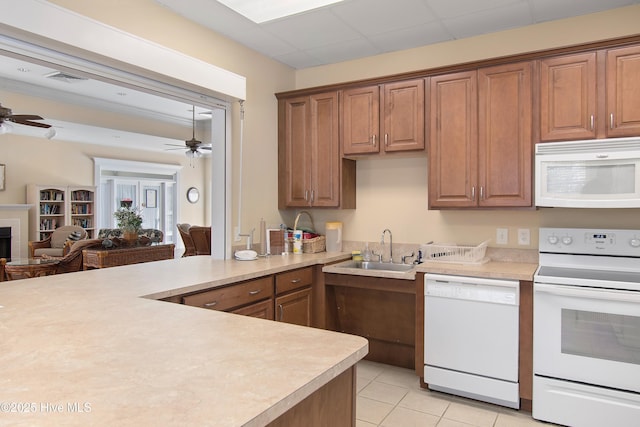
[154,0,640,69]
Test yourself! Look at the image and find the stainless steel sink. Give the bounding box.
[335,260,415,272]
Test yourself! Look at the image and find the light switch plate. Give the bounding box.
[496,228,508,245]
[518,228,531,245]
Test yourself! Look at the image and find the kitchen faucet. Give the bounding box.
[239,228,255,250]
[381,229,393,263]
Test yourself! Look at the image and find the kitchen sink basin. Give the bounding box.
[335,260,415,272]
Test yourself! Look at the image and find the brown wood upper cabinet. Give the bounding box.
[278,92,355,209]
[341,79,425,155]
[540,45,640,141]
[429,62,533,208]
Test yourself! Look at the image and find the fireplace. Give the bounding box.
[0,226,10,260]
[0,204,31,259]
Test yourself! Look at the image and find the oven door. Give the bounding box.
[534,282,640,393]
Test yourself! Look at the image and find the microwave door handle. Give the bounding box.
[536,283,640,303]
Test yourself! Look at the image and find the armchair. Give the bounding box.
[29,225,88,258]
[189,226,211,256]
[47,239,103,274]
[177,223,196,257]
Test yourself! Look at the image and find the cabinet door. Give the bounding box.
[428,71,478,208]
[309,92,340,207]
[606,45,640,137]
[382,79,425,152]
[539,52,597,141]
[232,298,274,320]
[342,85,380,155]
[275,287,311,326]
[478,62,533,207]
[281,96,312,207]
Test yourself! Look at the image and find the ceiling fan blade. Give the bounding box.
[165,143,187,147]
[199,146,212,150]
[164,147,187,151]
[10,114,44,121]
[9,118,51,128]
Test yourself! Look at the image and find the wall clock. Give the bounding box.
[186,187,199,203]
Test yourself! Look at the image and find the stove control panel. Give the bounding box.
[540,227,640,256]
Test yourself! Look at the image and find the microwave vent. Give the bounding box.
[536,137,640,155]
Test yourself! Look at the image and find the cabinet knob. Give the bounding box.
[248,289,262,295]
[204,301,218,307]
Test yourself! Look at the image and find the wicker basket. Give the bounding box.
[290,210,326,253]
[422,240,490,264]
[302,235,326,253]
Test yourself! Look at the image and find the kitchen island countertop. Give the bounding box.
[0,253,366,426]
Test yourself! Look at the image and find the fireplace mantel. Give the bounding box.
[0,205,32,259]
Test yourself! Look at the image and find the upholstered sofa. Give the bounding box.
[97,228,164,243]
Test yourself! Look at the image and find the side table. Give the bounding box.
[83,244,175,270]
[3,258,60,280]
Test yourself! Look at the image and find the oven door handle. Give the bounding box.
[535,282,640,303]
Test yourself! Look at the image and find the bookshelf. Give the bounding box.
[27,185,97,241]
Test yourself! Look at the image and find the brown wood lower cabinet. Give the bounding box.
[266,366,355,427]
[181,276,274,317]
[275,266,313,326]
[232,298,274,319]
[275,287,311,326]
[324,273,416,369]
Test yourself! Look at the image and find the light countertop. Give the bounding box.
[0,253,367,426]
[416,260,538,281]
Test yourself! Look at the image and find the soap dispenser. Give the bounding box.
[362,242,372,262]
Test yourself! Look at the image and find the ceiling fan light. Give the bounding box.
[0,122,13,134]
[44,127,56,139]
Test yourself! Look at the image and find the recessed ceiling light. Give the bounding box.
[218,0,343,23]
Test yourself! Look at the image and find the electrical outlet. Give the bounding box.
[496,228,508,245]
[234,226,241,241]
[518,228,531,246]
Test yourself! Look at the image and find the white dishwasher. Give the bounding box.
[424,273,520,409]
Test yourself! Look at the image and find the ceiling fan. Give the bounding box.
[165,106,212,157]
[0,102,52,129]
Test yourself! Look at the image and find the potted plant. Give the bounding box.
[114,206,143,241]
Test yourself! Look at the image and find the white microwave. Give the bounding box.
[535,137,640,208]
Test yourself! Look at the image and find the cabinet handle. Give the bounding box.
[310,190,315,204]
[204,301,218,307]
[590,115,594,131]
[291,278,301,283]
[304,190,308,201]
[248,289,262,295]
[372,135,377,147]
[480,186,484,200]
[278,304,284,321]
[385,133,388,146]
[610,113,614,129]
[471,186,476,200]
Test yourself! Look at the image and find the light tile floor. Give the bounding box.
[356,360,555,427]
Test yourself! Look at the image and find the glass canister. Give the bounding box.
[325,221,343,252]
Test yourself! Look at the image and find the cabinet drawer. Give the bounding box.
[182,276,274,311]
[276,267,313,294]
